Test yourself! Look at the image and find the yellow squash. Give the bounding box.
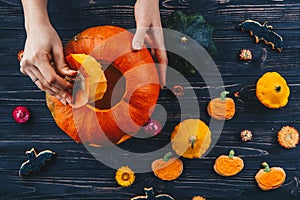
[171,119,211,159]
[256,72,290,108]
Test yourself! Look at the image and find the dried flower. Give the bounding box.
[239,49,252,61]
[278,126,299,149]
[143,119,162,136]
[192,196,206,200]
[115,166,135,187]
[172,85,184,97]
[17,50,24,61]
[12,106,30,124]
[240,130,253,141]
[234,91,240,98]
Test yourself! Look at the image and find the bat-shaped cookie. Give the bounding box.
[131,188,174,200]
[19,148,55,176]
[240,20,283,52]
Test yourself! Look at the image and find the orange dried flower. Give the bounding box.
[192,196,206,200]
[277,126,299,149]
[172,85,184,97]
[240,130,253,141]
[239,49,252,61]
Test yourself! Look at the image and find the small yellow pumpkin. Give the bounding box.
[256,72,290,108]
[171,119,211,159]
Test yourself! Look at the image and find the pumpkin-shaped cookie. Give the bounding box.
[214,150,244,176]
[171,119,211,159]
[151,152,183,181]
[256,72,290,108]
[255,162,286,191]
[207,91,235,120]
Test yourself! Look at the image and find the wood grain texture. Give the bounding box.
[1,0,300,199]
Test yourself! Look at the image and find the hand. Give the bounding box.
[132,0,168,87]
[20,0,77,105]
[20,24,77,105]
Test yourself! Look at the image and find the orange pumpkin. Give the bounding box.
[46,26,160,146]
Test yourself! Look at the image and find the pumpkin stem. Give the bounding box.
[163,152,173,162]
[275,86,281,92]
[228,149,235,158]
[189,136,197,149]
[220,91,230,101]
[262,162,271,172]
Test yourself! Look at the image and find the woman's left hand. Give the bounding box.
[133,0,168,88]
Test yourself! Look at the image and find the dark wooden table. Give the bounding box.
[1,0,300,199]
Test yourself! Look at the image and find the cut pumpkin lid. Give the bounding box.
[66,54,107,108]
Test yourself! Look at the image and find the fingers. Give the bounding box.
[52,43,77,77]
[57,63,78,77]
[132,28,148,50]
[20,65,27,75]
[35,59,73,91]
[20,55,73,105]
[31,65,72,100]
[134,27,168,87]
[147,27,168,88]
[154,29,167,87]
[154,49,168,88]
[25,66,68,105]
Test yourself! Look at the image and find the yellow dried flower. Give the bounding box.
[115,166,135,187]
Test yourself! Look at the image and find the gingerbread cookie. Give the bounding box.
[240,20,283,52]
[131,187,174,200]
[214,150,244,176]
[255,162,286,191]
[151,152,183,181]
[19,148,55,176]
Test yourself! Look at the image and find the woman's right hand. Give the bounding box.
[20,0,77,105]
[20,24,77,105]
